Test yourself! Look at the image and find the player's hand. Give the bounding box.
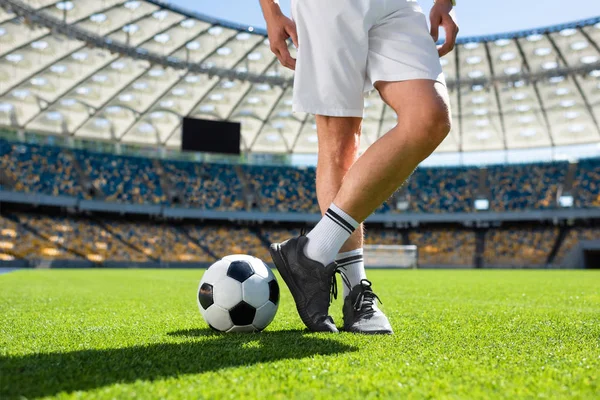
[265,14,298,70]
[430,0,459,57]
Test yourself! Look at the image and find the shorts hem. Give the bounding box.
[364,73,446,92]
[292,104,364,118]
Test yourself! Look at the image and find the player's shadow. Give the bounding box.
[1,329,356,399]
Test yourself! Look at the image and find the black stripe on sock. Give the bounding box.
[336,255,364,265]
[324,213,353,234]
[337,258,364,269]
[326,208,356,233]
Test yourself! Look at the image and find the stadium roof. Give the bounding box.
[0,0,599,155]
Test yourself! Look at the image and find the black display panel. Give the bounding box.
[181,117,241,155]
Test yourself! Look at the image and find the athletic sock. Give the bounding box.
[304,203,359,266]
[336,248,367,298]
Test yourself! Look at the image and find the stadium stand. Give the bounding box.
[186,225,269,261]
[1,211,598,268]
[101,220,210,262]
[409,230,476,266]
[245,165,319,213]
[554,227,600,266]
[405,167,478,213]
[3,140,600,213]
[483,227,559,267]
[17,213,149,262]
[573,158,600,209]
[162,160,245,210]
[75,151,165,204]
[1,141,83,197]
[0,215,75,260]
[488,163,568,211]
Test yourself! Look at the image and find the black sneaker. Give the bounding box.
[342,279,393,334]
[269,236,338,333]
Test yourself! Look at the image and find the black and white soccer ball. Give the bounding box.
[197,255,280,332]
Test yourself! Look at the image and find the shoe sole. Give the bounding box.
[344,328,394,335]
[269,243,337,333]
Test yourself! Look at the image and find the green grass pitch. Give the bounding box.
[1,269,599,399]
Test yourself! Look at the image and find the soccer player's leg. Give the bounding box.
[312,116,393,334]
[268,0,369,333]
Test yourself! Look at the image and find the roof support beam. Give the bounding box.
[483,41,508,150]
[546,31,600,139]
[513,37,555,147]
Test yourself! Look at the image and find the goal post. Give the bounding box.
[363,244,418,269]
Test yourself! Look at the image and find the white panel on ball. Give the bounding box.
[253,301,278,330]
[213,276,243,309]
[250,258,271,279]
[222,254,256,264]
[242,274,270,308]
[204,305,233,331]
[200,259,232,284]
[227,325,256,333]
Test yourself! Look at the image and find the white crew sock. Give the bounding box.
[304,203,359,266]
[336,248,367,298]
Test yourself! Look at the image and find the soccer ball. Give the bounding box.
[197,255,280,332]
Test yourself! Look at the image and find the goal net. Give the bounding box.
[363,244,418,269]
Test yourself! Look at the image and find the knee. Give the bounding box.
[402,102,451,154]
[425,103,451,147]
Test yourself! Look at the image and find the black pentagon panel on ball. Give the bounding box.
[227,260,254,283]
[229,301,256,326]
[198,283,214,310]
[268,279,280,305]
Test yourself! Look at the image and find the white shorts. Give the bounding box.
[291,0,446,117]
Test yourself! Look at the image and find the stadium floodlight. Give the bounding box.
[474,198,490,211]
[247,52,262,61]
[186,41,201,50]
[534,48,552,57]
[542,61,559,70]
[512,92,527,101]
[56,1,74,11]
[217,47,233,56]
[208,26,223,36]
[565,111,579,119]
[180,19,196,29]
[569,124,584,133]
[520,128,537,137]
[581,55,599,64]
[494,38,511,47]
[499,52,517,61]
[570,41,588,51]
[124,1,140,10]
[0,103,14,112]
[560,100,576,108]
[518,115,535,124]
[185,75,200,83]
[50,64,67,74]
[6,53,23,63]
[558,195,574,208]
[476,131,491,140]
[31,40,48,50]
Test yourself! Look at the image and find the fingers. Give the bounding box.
[438,17,459,57]
[273,46,296,70]
[287,21,299,49]
[430,15,440,42]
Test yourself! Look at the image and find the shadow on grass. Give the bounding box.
[1,329,356,399]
